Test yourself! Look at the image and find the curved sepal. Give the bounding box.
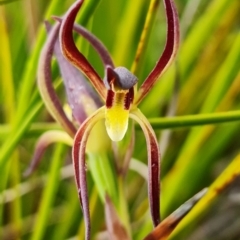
[54,16,114,68]
[59,0,107,101]
[38,23,77,137]
[72,106,105,240]
[24,130,73,177]
[47,20,101,124]
[136,0,180,105]
[130,108,161,226]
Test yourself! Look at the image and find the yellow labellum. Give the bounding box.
[105,93,129,142]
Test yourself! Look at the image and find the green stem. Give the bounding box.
[141,110,240,129]
[2,110,240,140]
[117,176,131,238]
[0,102,42,169]
[131,0,160,77]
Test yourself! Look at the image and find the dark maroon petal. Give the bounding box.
[105,89,115,108]
[72,23,114,68]
[59,0,107,101]
[103,66,119,89]
[136,0,180,105]
[38,22,76,137]
[130,109,161,226]
[54,16,114,68]
[72,107,105,240]
[124,87,134,109]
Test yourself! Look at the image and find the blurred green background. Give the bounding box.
[0,0,239,239]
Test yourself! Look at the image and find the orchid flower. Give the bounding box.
[37,0,179,239]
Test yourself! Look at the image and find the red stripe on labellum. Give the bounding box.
[124,88,134,110]
[129,87,134,104]
[106,90,115,108]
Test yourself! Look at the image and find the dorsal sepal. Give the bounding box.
[104,66,138,91]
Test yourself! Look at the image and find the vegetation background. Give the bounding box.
[0,0,239,239]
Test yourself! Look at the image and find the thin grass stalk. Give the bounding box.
[179,0,235,79]
[16,0,63,121]
[0,0,101,173]
[30,144,65,240]
[178,1,239,114]
[131,0,160,78]
[51,185,81,240]
[169,154,240,239]
[112,0,148,67]
[0,8,22,236]
[162,34,240,215]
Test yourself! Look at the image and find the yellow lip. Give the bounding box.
[105,92,129,142]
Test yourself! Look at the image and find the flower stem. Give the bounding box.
[143,110,240,129]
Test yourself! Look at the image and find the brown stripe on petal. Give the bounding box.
[106,89,115,108]
[124,89,133,110]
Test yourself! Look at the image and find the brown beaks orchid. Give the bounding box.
[37,0,179,239]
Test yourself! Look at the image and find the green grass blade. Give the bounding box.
[179,0,237,79]
[30,144,65,240]
[169,154,240,239]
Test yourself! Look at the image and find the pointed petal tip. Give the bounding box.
[23,167,33,178]
[106,128,126,142]
[51,15,60,21]
[104,66,118,89]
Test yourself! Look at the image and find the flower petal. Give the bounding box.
[59,0,107,101]
[54,16,114,68]
[45,21,102,124]
[38,22,76,137]
[105,92,130,142]
[136,0,180,105]
[24,130,73,177]
[72,106,105,240]
[130,108,161,226]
